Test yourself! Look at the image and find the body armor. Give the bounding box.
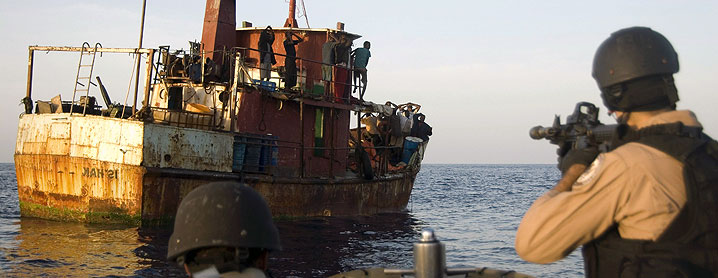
[583,123,718,277]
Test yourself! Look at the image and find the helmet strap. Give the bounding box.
[601,74,678,112]
[661,75,679,107]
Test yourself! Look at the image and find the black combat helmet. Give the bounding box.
[167,182,281,262]
[592,27,680,112]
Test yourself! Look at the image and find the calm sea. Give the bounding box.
[0,163,584,277]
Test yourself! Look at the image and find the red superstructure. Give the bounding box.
[202,0,362,178]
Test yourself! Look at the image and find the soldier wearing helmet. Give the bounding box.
[167,182,281,278]
[516,27,718,277]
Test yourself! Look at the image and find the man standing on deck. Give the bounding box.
[167,182,281,278]
[258,26,276,82]
[333,36,352,102]
[321,34,338,84]
[352,41,371,100]
[515,27,718,277]
[283,30,304,91]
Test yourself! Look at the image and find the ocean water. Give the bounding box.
[0,163,584,277]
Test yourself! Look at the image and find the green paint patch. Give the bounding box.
[141,215,175,227]
[86,211,141,226]
[19,202,305,227]
[20,201,141,226]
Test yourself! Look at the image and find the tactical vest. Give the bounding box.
[583,123,718,278]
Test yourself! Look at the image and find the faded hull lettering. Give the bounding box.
[14,154,145,224]
[82,167,119,179]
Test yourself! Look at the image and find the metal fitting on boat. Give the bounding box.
[413,228,446,278]
[380,228,533,278]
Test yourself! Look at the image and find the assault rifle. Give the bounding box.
[530,102,617,152]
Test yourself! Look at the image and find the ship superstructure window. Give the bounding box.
[167,87,183,110]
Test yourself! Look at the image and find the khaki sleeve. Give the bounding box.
[515,154,627,263]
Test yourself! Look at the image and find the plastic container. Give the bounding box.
[401,136,424,164]
[252,79,277,92]
[312,81,325,96]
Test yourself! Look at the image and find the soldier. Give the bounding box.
[516,27,718,277]
[167,182,281,278]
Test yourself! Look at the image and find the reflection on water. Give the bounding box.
[0,214,423,277]
[0,218,184,277]
[272,213,424,277]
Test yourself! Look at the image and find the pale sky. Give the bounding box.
[1,1,716,164]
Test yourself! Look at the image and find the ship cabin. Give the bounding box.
[145,22,390,180]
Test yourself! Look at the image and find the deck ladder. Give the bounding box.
[71,42,102,115]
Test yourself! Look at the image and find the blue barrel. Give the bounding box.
[269,136,278,166]
[258,135,279,173]
[244,137,262,172]
[259,137,268,172]
[401,136,423,164]
[232,136,246,172]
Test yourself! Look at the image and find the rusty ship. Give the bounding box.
[14,0,432,225]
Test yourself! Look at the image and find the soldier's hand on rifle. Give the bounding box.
[557,145,599,175]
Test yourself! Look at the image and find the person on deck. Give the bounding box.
[515,26,718,277]
[351,41,371,100]
[283,31,304,91]
[167,182,281,278]
[333,36,352,102]
[258,26,276,82]
[334,36,351,67]
[321,34,338,84]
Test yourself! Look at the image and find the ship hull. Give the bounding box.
[16,154,416,225]
[15,105,421,225]
[15,154,145,224]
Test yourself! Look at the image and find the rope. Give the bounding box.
[300,0,310,28]
[121,53,139,118]
[285,0,310,28]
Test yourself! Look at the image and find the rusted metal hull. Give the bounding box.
[14,154,145,224]
[140,167,417,222]
[15,114,420,225]
[249,172,417,217]
[16,153,417,225]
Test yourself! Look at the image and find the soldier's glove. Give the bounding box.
[557,145,599,175]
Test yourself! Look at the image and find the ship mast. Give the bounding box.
[201,0,237,65]
[132,0,147,114]
[284,0,298,28]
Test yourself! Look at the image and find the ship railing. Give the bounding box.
[23,46,154,118]
[229,47,363,105]
[231,133,351,177]
[149,107,216,130]
[349,129,421,178]
[230,132,411,179]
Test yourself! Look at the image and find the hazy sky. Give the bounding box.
[1,1,716,164]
